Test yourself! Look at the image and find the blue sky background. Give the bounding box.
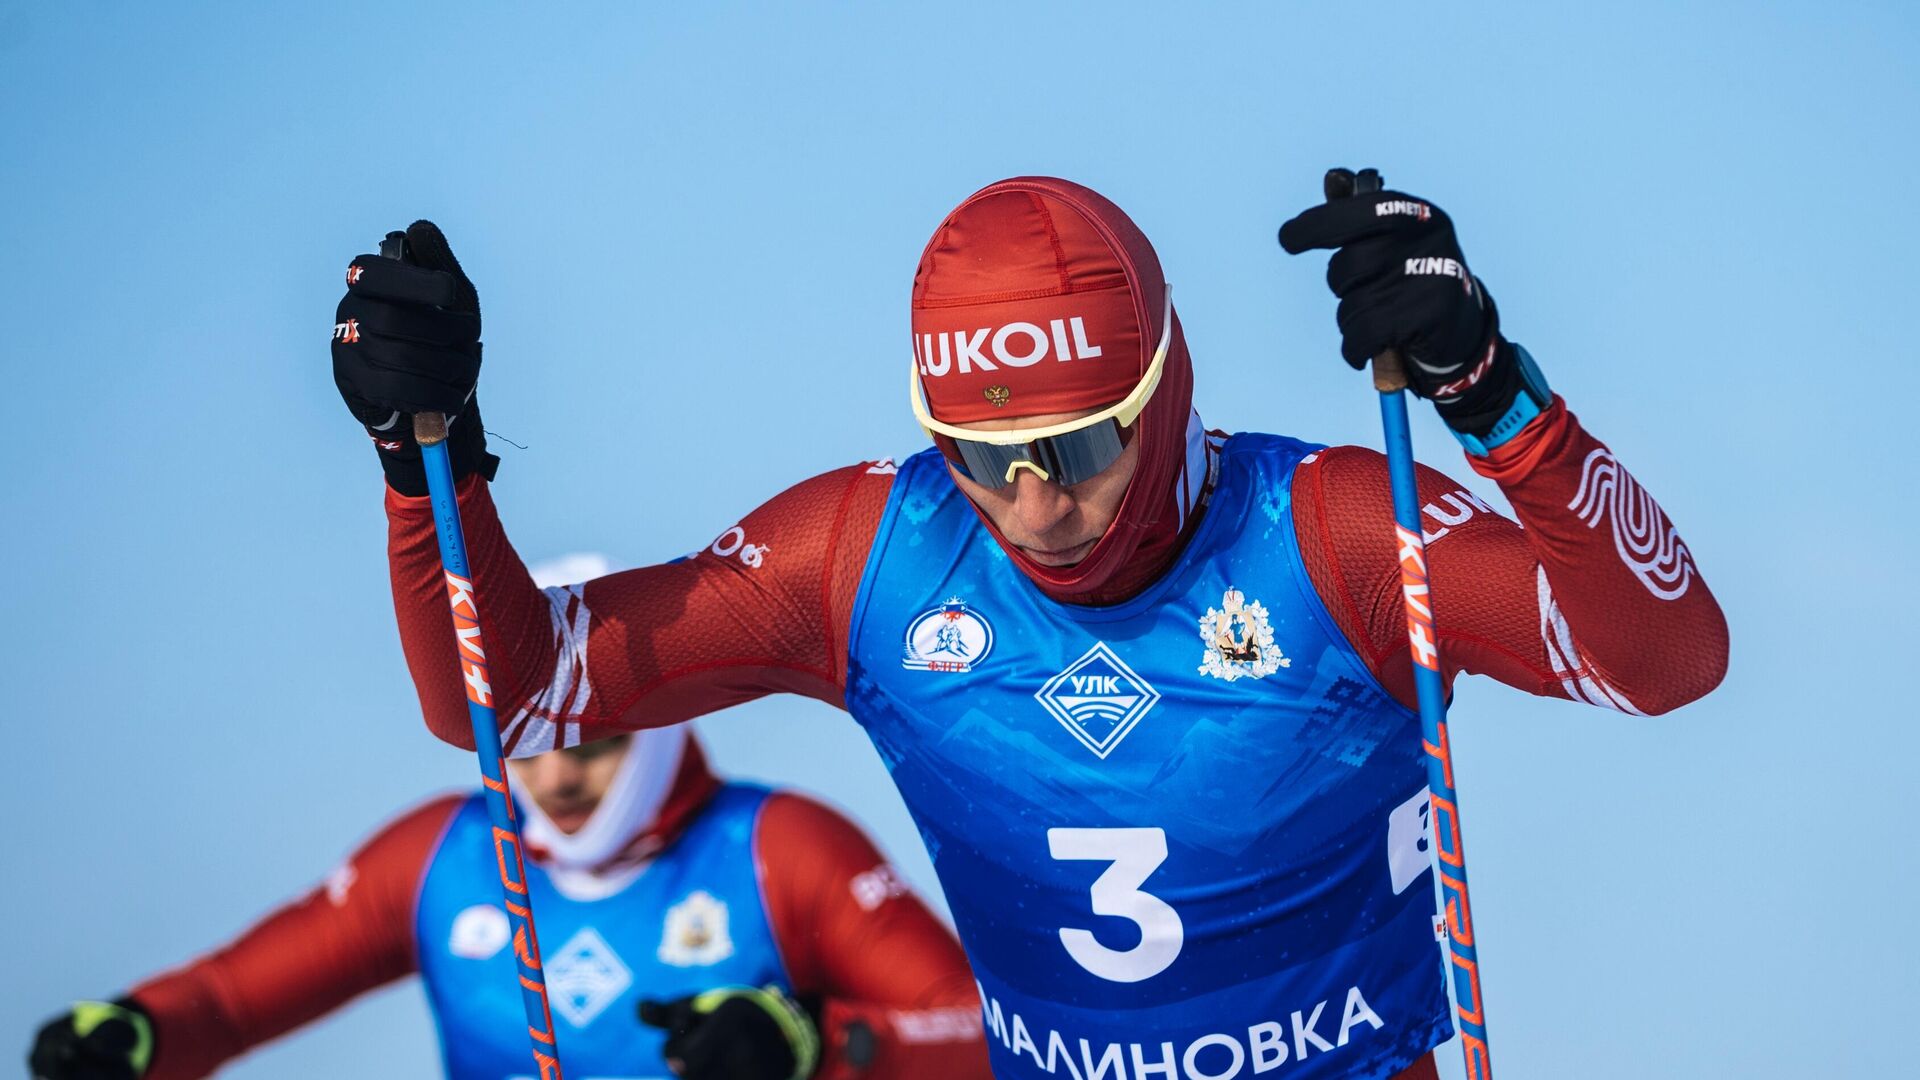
[3,2,1913,1076]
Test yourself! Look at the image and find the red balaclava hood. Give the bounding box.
[911,177,1198,602]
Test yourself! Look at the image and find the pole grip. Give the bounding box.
[386,230,453,452]
[1372,347,1411,393]
[415,411,449,446]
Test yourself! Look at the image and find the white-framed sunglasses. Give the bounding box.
[910,285,1173,489]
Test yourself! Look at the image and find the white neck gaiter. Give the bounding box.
[515,725,690,899]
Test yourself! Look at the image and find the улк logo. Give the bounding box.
[547,926,633,1027]
[1035,642,1161,759]
[902,597,994,673]
[1197,587,1288,682]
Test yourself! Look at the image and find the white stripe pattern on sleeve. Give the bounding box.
[500,583,594,757]
[1537,566,1644,715]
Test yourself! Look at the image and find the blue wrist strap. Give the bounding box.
[1454,342,1550,457]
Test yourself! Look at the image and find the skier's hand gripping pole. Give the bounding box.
[1281,168,1495,1079]
[380,231,565,1079]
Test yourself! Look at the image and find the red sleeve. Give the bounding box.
[388,462,893,755]
[1293,398,1728,715]
[126,795,458,1080]
[754,792,992,1080]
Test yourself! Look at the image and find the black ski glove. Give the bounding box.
[332,219,498,496]
[638,985,822,1080]
[1278,167,1551,454]
[29,999,154,1080]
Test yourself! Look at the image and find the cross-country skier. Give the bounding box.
[29,730,987,1079]
[326,171,1729,1079]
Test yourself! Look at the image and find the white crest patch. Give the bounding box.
[1197,587,1288,681]
[448,903,510,960]
[658,890,735,967]
[547,926,634,1027]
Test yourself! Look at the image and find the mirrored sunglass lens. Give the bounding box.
[953,438,1026,490]
[948,419,1128,490]
[1034,420,1127,486]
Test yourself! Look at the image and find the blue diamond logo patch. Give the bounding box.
[546,926,633,1027]
[1034,642,1162,759]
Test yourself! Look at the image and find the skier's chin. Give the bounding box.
[1018,537,1098,567]
[544,803,598,834]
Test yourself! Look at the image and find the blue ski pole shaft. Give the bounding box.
[1373,348,1492,1079]
[415,410,565,1080]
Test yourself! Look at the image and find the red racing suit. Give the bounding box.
[126,742,989,1080]
[382,398,1728,1078]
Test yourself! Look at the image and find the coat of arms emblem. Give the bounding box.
[1197,587,1288,681]
[658,890,734,967]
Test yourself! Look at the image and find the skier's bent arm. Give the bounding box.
[1296,400,1728,715]
[386,464,892,755]
[1461,397,1728,712]
[124,795,456,1080]
[754,792,992,1080]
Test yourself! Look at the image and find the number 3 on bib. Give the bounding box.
[1048,827,1185,983]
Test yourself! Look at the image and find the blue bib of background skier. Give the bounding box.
[849,436,1453,1080]
[415,784,791,1080]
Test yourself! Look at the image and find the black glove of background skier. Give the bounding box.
[638,986,822,1080]
[332,219,498,496]
[1278,168,1549,445]
[28,999,153,1080]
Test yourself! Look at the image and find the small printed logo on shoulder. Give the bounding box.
[708,524,768,569]
[902,597,994,673]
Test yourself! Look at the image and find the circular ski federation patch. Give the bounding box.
[902,596,994,673]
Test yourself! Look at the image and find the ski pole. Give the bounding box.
[1373,346,1492,1079]
[381,233,564,1079]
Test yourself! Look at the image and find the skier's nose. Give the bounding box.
[548,755,587,791]
[1008,468,1076,536]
